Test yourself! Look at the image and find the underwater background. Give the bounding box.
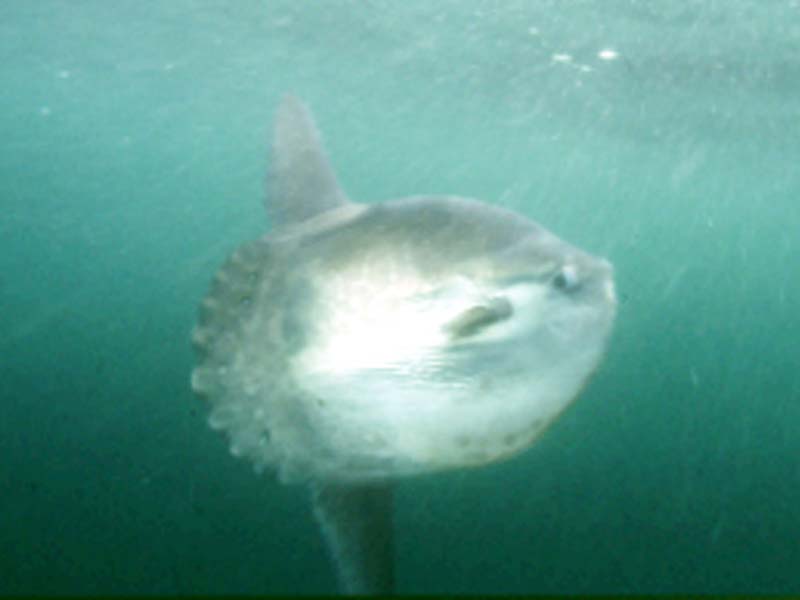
[2,0,799,594]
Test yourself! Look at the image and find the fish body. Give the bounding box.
[192,96,616,594]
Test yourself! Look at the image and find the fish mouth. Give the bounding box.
[604,278,617,304]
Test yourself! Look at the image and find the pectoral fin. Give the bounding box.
[444,296,513,339]
[311,482,394,595]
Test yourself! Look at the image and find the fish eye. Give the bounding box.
[552,265,579,292]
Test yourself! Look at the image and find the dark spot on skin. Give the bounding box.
[455,435,472,447]
[503,433,519,446]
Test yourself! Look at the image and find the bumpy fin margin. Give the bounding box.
[191,239,270,372]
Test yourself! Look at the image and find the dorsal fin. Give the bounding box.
[266,95,350,228]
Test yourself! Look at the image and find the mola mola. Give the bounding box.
[191,95,616,594]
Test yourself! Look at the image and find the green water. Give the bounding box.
[2,1,799,594]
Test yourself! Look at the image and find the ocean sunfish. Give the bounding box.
[191,96,616,594]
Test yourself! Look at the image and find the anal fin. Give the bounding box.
[311,482,394,595]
